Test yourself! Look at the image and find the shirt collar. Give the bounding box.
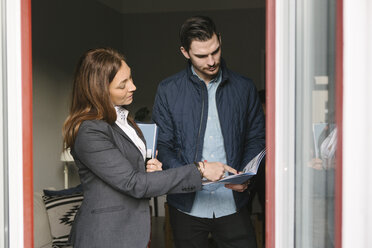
[114,106,129,121]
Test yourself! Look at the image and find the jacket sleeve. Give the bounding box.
[73,121,202,199]
[240,86,266,172]
[152,84,185,169]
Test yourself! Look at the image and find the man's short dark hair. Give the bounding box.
[179,16,220,52]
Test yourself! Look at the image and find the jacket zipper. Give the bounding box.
[194,83,205,162]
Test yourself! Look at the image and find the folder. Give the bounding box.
[137,123,159,159]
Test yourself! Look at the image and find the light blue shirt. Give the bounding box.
[187,66,237,218]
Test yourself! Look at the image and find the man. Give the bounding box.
[152,16,265,248]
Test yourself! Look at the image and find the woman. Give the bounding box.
[63,48,236,248]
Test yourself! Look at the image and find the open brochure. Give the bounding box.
[202,148,266,185]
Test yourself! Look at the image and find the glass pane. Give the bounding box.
[294,0,336,247]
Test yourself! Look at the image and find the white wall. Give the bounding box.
[32,0,123,191]
[32,2,265,194]
[5,1,24,246]
[343,0,372,247]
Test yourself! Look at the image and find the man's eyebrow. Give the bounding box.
[194,46,220,57]
[211,46,220,54]
[194,53,207,57]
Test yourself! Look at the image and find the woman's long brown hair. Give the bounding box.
[63,48,141,149]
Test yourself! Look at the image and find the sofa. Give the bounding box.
[34,185,83,248]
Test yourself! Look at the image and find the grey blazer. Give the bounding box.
[69,120,202,248]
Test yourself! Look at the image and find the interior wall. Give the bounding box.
[32,0,123,191]
[122,9,266,115]
[32,2,265,192]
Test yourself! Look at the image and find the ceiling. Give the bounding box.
[96,0,265,14]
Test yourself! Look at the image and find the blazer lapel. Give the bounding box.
[112,123,145,160]
[126,120,147,146]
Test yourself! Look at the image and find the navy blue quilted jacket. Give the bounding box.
[152,60,265,212]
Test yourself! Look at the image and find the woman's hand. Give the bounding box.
[202,162,237,181]
[146,158,162,172]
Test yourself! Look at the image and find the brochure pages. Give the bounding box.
[202,148,266,185]
[137,123,159,158]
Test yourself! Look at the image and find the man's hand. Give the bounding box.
[224,180,250,192]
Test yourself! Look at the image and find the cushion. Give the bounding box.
[42,185,83,248]
[43,184,83,196]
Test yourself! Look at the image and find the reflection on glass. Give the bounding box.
[295,0,336,247]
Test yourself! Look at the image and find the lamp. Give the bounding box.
[60,148,74,189]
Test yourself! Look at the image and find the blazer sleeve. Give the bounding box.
[73,121,202,199]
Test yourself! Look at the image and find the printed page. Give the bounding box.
[202,148,266,185]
